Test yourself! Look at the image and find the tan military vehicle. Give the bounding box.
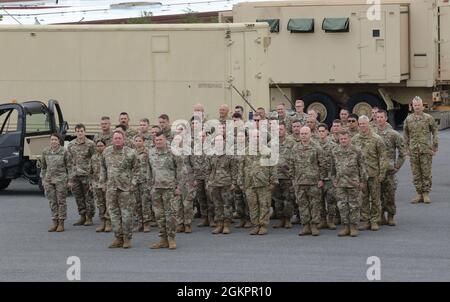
[232,0,450,127]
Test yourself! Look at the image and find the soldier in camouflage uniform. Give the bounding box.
[149,132,181,250]
[218,104,230,125]
[207,135,237,235]
[287,99,309,133]
[306,116,320,142]
[276,103,291,129]
[352,115,387,231]
[158,114,174,142]
[272,122,295,229]
[114,124,134,148]
[375,110,406,226]
[289,126,327,236]
[100,131,139,249]
[119,112,138,139]
[93,116,113,146]
[331,119,344,144]
[138,118,153,142]
[317,123,338,230]
[370,107,379,129]
[340,108,350,130]
[41,133,71,232]
[289,120,302,225]
[331,131,367,237]
[133,135,152,233]
[89,139,112,233]
[347,114,360,138]
[404,96,439,204]
[67,124,95,226]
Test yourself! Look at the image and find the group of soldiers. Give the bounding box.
[40,95,438,250]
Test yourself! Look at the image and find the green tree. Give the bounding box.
[127,11,153,24]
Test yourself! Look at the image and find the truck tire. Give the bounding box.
[0,179,11,191]
[303,92,338,126]
[347,93,385,119]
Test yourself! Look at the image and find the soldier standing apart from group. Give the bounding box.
[272,122,295,229]
[352,115,387,231]
[41,133,71,232]
[100,131,139,249]
[149,132,181,250]
[404,96,439,204]
[375,109,406,226]
[67,123,95,226]
[331,131,367,237]
[289,126,326,236]
[89,139,112,233]
[133,135,152,233]
[94,116,113,146]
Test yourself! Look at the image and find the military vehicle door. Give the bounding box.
[359,11,387,80]
[48,100,68,140]
[439,5,450,80]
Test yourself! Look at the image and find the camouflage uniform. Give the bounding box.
[351,131,387,224]
[348,127,359,138]
[331,144,368,225]
[289,142,327,226]
[148,147,180,242]
[67,138,95,219]
[287,112,309,133]
[161,128,174,143]
[139,130,153,142]
[191,152,214,222]
[403,112,438,195]
[176,155,197,228]
[100,145,139,241]
[317,137,338,223]
[207,154,237,224]
[272,135,296,220]
[125,127,138,140]
[376,125,406,215]
[41,146,71,221]
[89,153,110,221]
[234,144,250,222]
[93,131,113,146]
[134,147,152,225]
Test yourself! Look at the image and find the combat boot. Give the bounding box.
[235,219,246,228]
[273,218,286,229]
[212,222,223,234]
[73,215,86,226]
[387,214,396,226]
[244,220,253,228]
[122,238,132,249]
[96,219,106,232]
[411,194,423,204]
[328,218,337,230]
[222,221,231,234]
[108,237,124,248]
[84,216,93,226]
[209,215,216,227]
[176,225,185,233]
[359,221,371,231]
[370,222,379,231]
[56,220,65,232]
[258,226,268,235]
[150,239,169,249]
[249,226,260,235]
[423,193,431,204]
[104,220,112,232]
[197,217,209,227]
[284,219,293,229]
[317,219,328,230]
[310,224,320,236]
[338,225,350,237]
[184,224,192,233]
[380,212,388,225]
[298,224,312,236]
[350,224,359,237]
[48,219,58,232]
[143,222,151,233]
[168,238,177,250]
[133,223,143,233]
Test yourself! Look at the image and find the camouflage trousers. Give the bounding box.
[210,186,234,222]
[71,176,95,218]
[106,189,134,240]
[360,177,381,223]
[321,180,337,221]
[295,185,322,225]
[272,179,295,219]
[176,182,196,226]
[45,182,67,220]
[335,187,360,225]
[410,152,433,194]
[381,172,397,215]
[196,179,214,221]
[93,188,110,220]
[246,186,271,227]
[234,186,249,220]
[134,183,151,224]
[152,188,177,240]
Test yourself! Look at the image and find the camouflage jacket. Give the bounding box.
[317,138,338,180]
[331,144,368,188]
[40,146,71,184]
[135,147,150,184]
[288,112,309,132]
[177,155,195,185]
[191,153,209,180]
[276,135,296,180]
[67,138,95,179]
[351,131,388,179]
[93,131,113,146]
[375,125,406,172]
[89,153,103,189]
[404,112,439,154]
[207,154,237,187]
[348,127,359,138]
[148,147,180,189]
[139,130,153,142]
[237,149,278,188]
[288,141,327,186]
[125,127,138,139]
[161,128,174,142]
[100,145,139,192]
